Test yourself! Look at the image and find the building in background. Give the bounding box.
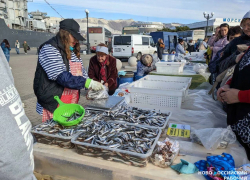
[0,0,55,48]
[164,23,182,30]
[184,18,241,37]
[122,26,140,34]
[131,21,164,34]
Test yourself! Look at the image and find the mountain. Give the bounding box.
[76,18,135,34]
[45,17,136,35]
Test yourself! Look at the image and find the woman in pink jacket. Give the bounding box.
[211,23,229,61]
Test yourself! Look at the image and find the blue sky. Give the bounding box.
[28,0,249,24]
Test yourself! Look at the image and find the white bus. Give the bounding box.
[177,30,205,41]
[88,27,112,52]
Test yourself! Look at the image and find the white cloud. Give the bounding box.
[34,0,249,21]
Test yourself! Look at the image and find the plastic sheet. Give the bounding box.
[87,85,109,100]
[168,83,228,130]
[130,83,250,166]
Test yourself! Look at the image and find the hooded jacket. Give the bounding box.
[0,42,11,55]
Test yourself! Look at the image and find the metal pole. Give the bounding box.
[13,0,15,28]
[205,15,209,38]
[86,13,90,54]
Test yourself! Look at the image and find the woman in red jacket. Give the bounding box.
[217,45,250,160]
[88,43,118,95]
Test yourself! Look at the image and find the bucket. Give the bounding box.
[169,54,175,62]
[82,51,86,55]
[162,54,168,61]
[118,71,134,86]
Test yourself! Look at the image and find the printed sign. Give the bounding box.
[223,18,241,23]
[167,123,190,138]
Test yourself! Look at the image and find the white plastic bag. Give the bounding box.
[190,126,236,150]
[193,63,208,74]
[87,85,109,100]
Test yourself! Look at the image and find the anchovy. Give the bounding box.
[107,105,170,128]
[76,120,160,154]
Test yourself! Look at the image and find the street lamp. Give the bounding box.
[85,9,90,54]
[203,12,214,38]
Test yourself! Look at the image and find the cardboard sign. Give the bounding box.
[167,123,190,138]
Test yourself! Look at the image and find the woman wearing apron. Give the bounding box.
[34,19,103,122]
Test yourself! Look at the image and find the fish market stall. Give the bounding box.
[32,84,250,180]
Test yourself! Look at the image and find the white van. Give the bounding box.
[112,34,157,59]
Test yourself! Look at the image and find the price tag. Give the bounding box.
[167,123,190,138]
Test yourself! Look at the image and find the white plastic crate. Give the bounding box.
[129,81,188,108]
[155,62,185,74]
[139,75,192,88]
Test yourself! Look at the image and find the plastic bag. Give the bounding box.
[87,85,109,100]
[190,126,236,150]
[150,138,179,168]
[193,63,208,74]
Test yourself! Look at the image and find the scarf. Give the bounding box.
[100,59,107,83]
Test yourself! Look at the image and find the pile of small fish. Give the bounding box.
[84,110,103,121]
[75,120,160,154]
[103,105,170,128]
[33,119,76,137]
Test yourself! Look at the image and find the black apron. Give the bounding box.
[227,47,250,160]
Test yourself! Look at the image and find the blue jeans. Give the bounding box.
[5,54,10,63]
[15,47,19,54]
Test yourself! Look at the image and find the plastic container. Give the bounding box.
[150,146,179,168]
[129,81,187,108]
[71,122,162,167]
[168,54,175,61]
[31,123,79,149]
[139,75,192,88]
[53,96,85,126]
[155,62,186,74]
[162,54,168,61]
[118,71,134,86]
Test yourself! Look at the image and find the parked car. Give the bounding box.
[112,34,157,59]
[90,46,96,53]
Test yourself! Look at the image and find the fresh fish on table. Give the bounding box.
[61,111,82,122]
[32,119,77,137]
[103,104,170,128]
[75,120,160,154]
